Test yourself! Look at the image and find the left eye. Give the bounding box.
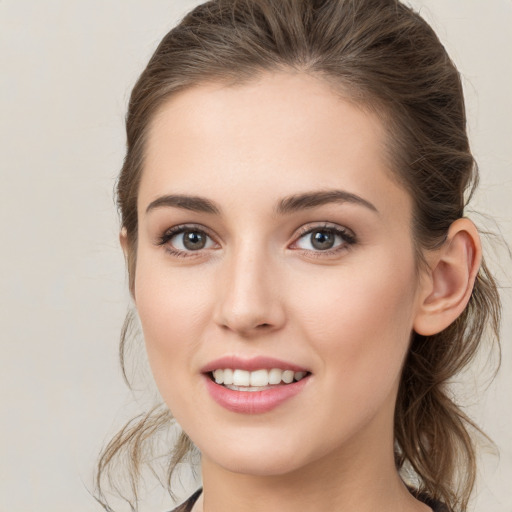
[294,227,352,251]
[165,229,216,251]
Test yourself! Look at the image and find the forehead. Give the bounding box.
[139,72,411,224]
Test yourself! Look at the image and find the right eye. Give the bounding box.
[159,225,217,256]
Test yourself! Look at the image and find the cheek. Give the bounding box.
[290,252,418,400]
[133,257,212,397]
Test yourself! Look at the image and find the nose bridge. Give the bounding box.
[214,238,284,335]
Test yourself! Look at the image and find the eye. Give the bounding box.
[293,225,356,253]
[158,225,217,255]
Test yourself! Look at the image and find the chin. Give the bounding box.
[196,428,324,477]
[213,451,306,477]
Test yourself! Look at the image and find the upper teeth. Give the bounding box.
[212,368,307,387]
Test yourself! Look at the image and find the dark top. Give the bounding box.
[170,488,202,512]
[169,488,449,512]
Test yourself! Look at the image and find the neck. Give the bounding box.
[197,417,426,512]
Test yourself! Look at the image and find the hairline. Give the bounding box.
[125,68,430,283]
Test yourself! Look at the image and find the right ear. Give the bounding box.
[119,227,136,300]
[119,227,129,258]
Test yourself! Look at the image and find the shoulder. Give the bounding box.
[168,488,202,512]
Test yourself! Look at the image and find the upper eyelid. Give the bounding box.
[293,222,355,238]
[157,222,355,249]
[160,222,351,236]
[289,224,356,250]
[163,223,215,237]
[158,223,220,246]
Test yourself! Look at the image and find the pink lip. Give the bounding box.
[201,355,309,373]
[204,374,310,414]
[201,356,311,414]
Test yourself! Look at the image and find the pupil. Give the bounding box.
[183,231,206,250]
[311,230,334,250]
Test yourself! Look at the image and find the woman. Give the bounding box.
[96,1,502,511]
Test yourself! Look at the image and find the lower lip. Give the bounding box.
[204,375,310,414]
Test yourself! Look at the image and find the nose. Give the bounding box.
[213,245,286,337]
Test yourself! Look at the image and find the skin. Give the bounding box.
[125,72,481,512]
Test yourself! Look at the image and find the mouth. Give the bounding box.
[208,368,309,391]
[201,357,311,414]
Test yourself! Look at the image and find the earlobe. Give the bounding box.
[413,218,482,336]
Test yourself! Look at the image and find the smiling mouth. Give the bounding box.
[209,368,310,391]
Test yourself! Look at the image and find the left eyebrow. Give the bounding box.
[275,190,379,215]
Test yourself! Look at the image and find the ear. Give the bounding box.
[119,227,137,301]
[119,226,129,257]
[413,218,482,336]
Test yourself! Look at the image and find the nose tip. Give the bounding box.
[213,255,285,337]
[218,312,277,336]
[215,289,285,336]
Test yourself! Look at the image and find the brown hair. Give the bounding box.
[96,1,501,510]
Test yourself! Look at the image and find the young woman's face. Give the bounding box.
[134,72,426,476]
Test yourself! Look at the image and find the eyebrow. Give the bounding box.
[146,194,220,215]
[275,190,378,215]
[145,190,378,216]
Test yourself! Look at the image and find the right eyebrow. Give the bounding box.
[145,194,220,215]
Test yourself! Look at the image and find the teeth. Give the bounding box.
[213,369,224,384]
[250,369,268,387]
[282,370,294,384]
[233,369,250,386]
[268,368,282,385]
[225,384,273,392]
[211,368,308,387]
[223,368,234,385]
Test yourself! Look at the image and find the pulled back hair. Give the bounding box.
[96,1,501,510]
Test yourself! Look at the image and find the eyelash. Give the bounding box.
[157,224,216,259]
[157,223,357,259]
[292,223,357,258]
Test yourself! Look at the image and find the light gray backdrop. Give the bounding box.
[1,1,511,511]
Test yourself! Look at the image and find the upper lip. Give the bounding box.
[201,355,310,374]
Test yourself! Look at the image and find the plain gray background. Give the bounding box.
[1,1,511,511]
